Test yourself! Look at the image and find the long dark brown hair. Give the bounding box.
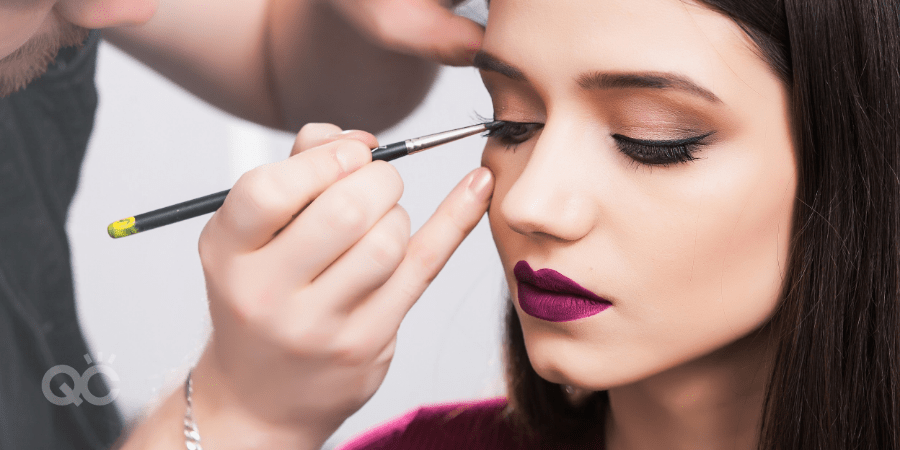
[499,1,900,448]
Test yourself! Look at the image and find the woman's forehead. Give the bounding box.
[481,0,779,109]
[484,0,737,68]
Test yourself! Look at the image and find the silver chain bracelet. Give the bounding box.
[184,370,203,450]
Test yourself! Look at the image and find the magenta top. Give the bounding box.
[336,397,538,450]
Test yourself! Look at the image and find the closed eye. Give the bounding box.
[482,117,712,168]
[613,133,712,167]
[484,120,544,150]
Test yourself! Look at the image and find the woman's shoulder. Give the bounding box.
[336,397,534,450]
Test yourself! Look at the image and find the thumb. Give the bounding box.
[408,4,484,66]
[336,0,485,66]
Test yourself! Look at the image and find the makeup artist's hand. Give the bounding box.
[327,0,484,66]
[190,123,494,448]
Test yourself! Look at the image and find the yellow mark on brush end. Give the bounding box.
[108,217,138,238]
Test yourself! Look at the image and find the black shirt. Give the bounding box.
[0,30,124,449]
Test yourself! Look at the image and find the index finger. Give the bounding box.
[292,123,379,157]
[353,167,494,327]
[206,138,374,253]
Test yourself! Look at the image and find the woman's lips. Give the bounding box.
[514,260,612,322]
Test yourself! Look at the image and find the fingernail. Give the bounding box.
[327,129,357,139]
[467,168,493,199]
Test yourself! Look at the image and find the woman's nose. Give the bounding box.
[55,0,158,29]
[498,123,598,242]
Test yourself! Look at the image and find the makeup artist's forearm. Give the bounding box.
[118,392,326,450]
[115,388,188,450]
[265,0,439,132]
[103,0,282,129]
[103,0,437,133]
[117,356,329,450]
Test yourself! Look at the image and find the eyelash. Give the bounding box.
[483,119,710,168]
[484,121,545,149]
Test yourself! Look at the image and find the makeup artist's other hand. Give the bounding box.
[192,123,494,448]
[327,0,484,66]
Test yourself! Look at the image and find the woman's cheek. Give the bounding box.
[484,147,519,262]
[634,146,793,336]
[482,141,524,229]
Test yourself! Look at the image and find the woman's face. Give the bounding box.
[480,0,795,390]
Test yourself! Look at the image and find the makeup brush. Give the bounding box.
[107,121,500,239]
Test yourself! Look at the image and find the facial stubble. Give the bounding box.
[0,20,90,97]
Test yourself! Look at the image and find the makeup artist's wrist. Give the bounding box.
[117,352,331,450]
[186,350,332,450]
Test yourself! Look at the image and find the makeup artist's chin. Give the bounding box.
[0,14,89,98]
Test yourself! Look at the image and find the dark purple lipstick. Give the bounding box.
[514,260,612,322]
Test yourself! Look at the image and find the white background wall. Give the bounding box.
[66,3,508,447]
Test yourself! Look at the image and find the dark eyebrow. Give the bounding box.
[473,51,722,103]
[473,51,526,81]
[577,72,721,103]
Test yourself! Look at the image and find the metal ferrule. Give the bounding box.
[406,123,490,154]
